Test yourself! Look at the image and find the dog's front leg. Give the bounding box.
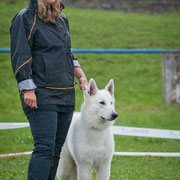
[77,165,92,180]
[96,164,111,180]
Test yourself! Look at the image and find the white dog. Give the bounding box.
[57,78,118,180]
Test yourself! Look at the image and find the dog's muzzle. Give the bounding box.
[101,113,118,121]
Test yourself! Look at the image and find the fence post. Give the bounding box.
[163,53,180,105]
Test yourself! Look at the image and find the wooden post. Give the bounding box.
[163,53,180,105]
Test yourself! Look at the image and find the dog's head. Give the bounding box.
[82,78,118,123]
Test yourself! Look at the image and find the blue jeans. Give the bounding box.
[24,107,73,180]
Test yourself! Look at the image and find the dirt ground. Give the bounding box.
[65,0,180,13]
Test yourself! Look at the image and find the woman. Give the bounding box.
[10,0,88,179]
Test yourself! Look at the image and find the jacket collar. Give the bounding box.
[29,0,38,13]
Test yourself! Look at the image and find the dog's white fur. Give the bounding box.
[57,78,118,180]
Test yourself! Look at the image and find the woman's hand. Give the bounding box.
[74,67,88,91]
[23,90,38,108]
[79,76,88,91]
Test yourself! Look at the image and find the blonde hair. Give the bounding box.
[38,0,62,23]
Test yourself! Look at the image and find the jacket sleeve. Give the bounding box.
[63,16,81,67]
[71,53,81,67]
[10,13,37,92]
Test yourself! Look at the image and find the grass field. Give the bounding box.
[0,0,180,179]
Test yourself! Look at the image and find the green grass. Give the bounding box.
[0,0,180,179]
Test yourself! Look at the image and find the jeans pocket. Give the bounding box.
[23,107,34,120]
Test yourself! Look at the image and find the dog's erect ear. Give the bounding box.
[83,84,88,100]
[87,78,98,96]
[105,79,114,96]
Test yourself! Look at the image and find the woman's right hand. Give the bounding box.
[23,90,38,108]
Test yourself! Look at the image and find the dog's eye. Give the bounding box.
[99,101,106,105]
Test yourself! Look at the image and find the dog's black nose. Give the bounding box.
[111,113,118,120]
